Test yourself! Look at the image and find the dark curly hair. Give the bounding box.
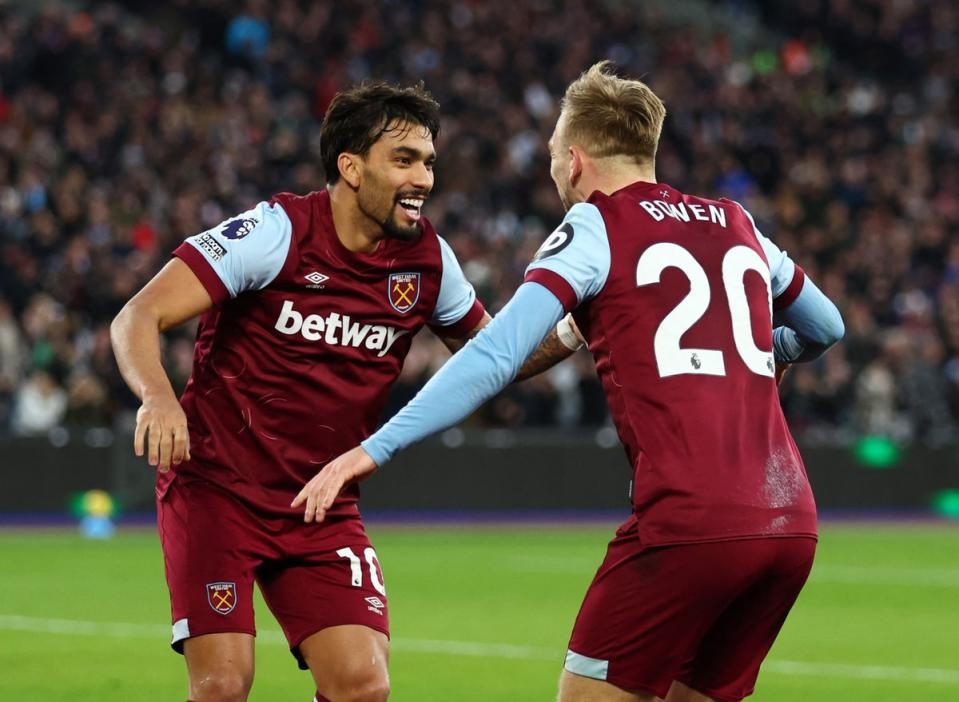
[320,81,440,184]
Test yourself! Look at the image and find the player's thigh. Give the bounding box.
[559,669,659,702]
[257,530,389,669]
[183,632,255,702]
[681,538,816,701]
[300,625,390,701]
[664,681,719,702]
[565,528,798,698]
[563,529,709,698]
[158,477,261,652]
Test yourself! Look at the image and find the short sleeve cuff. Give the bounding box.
[773,264,806,312]
[429,299,486,339]
[524,268,578,313]
[173,243,230,305]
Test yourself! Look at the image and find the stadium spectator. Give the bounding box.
[11,369,66,435]
[0,297,24,425]
[0,0,956,443]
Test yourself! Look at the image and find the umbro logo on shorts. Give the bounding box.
[365,596,385,615]
[206,582,237,615]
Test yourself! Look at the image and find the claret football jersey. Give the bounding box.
[525,181,816,545]
[160,189,485,517]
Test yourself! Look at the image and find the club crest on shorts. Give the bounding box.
[388,272,420,314]
[206,582,237,615]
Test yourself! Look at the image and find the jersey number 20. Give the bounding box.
[636,243,774,379]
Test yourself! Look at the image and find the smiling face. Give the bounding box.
[355,120,436,241]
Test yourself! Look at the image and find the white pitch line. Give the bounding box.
[763,660,959,685]
[0,614,556,658]
[809,565,959,587]
[392,637,557,660]
[1,615,957,685]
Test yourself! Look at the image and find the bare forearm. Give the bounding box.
[443,311,576,383]
[514,328,574,382]
[110,304,177,402]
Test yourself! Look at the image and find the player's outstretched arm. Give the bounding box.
[438,312,583,382]
[292,282,566,522]
[514,313,583,381]
[111,258,214,471]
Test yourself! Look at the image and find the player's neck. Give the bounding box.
[578,165,657,200]
[328,184,384,254]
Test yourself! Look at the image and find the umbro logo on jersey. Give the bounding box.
[305,271,329,288]
[274,300,408,357]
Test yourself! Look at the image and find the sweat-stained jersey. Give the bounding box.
[525,181,815,546]
[159,189,485,517]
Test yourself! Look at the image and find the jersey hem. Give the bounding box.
[161,461,363,520]
[173,242,230,305]
[634,531,819,548]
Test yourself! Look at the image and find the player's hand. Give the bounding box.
[291,446,378,523]
[775,361,790,386]
[134,393,191,472]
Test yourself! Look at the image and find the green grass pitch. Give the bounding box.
[1,521,956,701]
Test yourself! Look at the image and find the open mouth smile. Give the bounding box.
[396,196,425,222]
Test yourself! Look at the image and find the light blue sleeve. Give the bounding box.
[362,282,565,465]
[735,202,796,299]
[430,237,478,326]
[773,277,845,363]
[183,201,292,297]
[525,202,611,305]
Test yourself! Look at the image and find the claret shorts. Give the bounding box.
[158,476,389,668]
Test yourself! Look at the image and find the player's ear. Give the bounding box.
[338,152,362,189]
[568,146,584,187]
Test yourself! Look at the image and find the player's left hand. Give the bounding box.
[291,445,378,523]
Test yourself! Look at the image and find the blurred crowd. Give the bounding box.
[0,0,956,444]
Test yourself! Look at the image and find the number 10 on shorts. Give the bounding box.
[336,546,387,596]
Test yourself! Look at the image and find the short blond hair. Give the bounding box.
[560,61,666,164]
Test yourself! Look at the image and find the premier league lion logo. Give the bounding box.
[388,272,420,314]
[220,217,258,240]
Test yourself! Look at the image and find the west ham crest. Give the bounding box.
[206,582,237,615]
[388,272,420,314]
